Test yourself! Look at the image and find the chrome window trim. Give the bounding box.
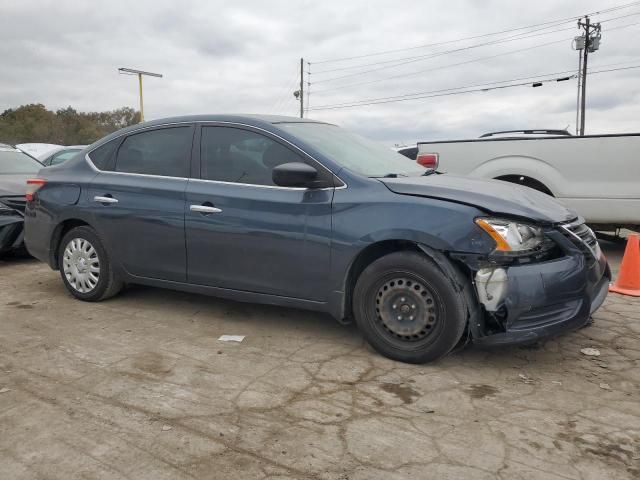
[188,177,344,191]
[84,120,347,189]
[84,154,188,180]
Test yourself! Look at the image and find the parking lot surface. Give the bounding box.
[1,241,638,479]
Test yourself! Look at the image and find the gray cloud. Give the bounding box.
[1,0,639,144]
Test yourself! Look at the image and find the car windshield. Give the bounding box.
[0,149,43,174]
[278,123,426,177]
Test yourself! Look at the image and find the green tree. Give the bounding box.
[0,104,141,146]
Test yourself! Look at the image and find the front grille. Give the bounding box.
[0,196,26,214]
[560,219,598,259]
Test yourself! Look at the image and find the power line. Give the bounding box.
[309,78,573,111]
[317,60,638,110]
[314,22,575,75]
[271,69,301,115]
[313,38,569,94]
[598,10,640,22]
[313,13,640,83]
[312,27,578,82]
[312,10,640,77]
[312,25,576,78]
[307,64,640,111]
[312,70,579,108]
[312,21,640,94]
[310,1,640,65]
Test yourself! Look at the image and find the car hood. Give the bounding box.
[380,174,576,224]
[0,174,29,197]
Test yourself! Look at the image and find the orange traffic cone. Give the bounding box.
[609,234,640,297]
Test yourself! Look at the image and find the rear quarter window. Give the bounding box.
[87,140,119,171]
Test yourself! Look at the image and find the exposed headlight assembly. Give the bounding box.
[476,218,544,253]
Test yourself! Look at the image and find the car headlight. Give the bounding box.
[475,218,543,252]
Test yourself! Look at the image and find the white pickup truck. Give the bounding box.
[416,130,640,231]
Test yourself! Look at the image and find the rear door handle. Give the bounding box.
[94,195,118,204]
[190,204,222,214]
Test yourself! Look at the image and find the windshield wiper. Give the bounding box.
[422,169,437,176]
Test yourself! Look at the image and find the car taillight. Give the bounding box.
[417,153,439,169]
[26,178,47,201]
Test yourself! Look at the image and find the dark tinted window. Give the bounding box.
[88,140,119,170]
[398,147,418,160]
[201,127,304,185]
[115,127,192,177]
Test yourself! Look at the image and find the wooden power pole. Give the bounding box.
[299,58,304,118]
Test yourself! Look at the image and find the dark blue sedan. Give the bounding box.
[24,115,610,363]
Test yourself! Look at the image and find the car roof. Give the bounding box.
[136,114,327,127]
[87,114,332,152]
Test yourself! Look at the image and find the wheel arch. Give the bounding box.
[468,155,561,196]
[49,218,93,269]
[339,239,474,323]
[494,174,554,196]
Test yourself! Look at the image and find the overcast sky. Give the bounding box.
[1,0,639,144]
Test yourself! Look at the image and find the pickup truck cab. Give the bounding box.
[417,130,640,232]
[24,116,610,363]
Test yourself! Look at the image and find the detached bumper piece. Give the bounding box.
[474,225,610,347]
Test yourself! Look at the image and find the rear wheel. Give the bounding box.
[353,251,467,363]
[58,226,122,301]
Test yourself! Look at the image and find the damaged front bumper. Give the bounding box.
[470,228,610,347]
[0,215,25,253]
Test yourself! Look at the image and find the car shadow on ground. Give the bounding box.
[111,282,578,367]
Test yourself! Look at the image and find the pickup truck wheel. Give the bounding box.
[353,251,467,364]
[58,226,123,302]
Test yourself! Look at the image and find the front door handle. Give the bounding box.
[190,204,222,214]
[94,195,118,204]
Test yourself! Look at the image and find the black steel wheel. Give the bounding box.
[354,251,467,363]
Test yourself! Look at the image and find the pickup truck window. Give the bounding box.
[279,123,425,178]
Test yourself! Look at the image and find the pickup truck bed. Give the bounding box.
[418,133,640,231]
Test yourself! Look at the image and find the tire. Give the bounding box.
[58,226,123,301]
[353,251,467,364]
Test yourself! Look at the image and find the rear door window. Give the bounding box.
[115,127,193,177]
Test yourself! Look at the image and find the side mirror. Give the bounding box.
[272,162,318,188]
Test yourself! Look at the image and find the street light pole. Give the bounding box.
[138,73,144,122]
[118,67,163,123]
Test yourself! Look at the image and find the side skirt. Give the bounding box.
[124,274,332,315]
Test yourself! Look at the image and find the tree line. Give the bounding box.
[0,104,141,146]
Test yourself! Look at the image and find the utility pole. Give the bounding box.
[299,58,304,118]
[118,67,163,123]
[574,16,601,135]
[306,60,311,117]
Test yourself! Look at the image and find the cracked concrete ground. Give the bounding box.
[0,241,638,479]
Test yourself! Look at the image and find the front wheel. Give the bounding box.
[58,226,123,301]
[353,251,467,363]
